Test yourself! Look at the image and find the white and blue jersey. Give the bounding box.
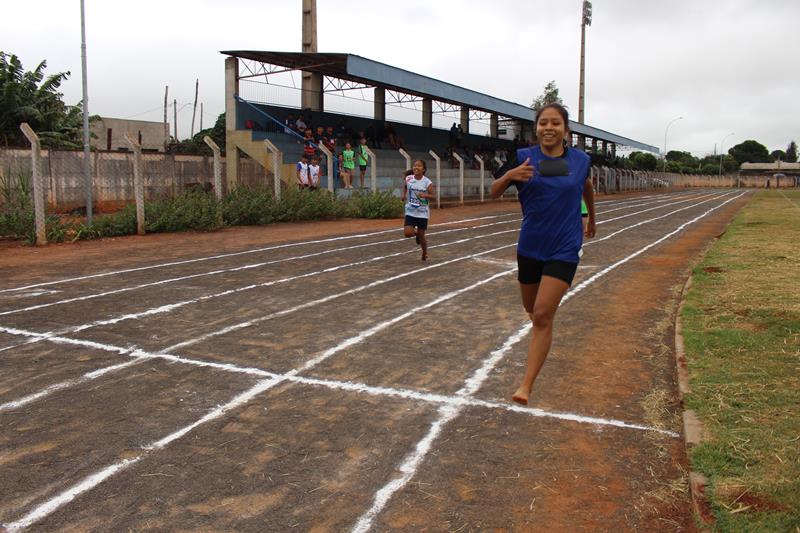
[405,175,433,219]
[514,146,591,263]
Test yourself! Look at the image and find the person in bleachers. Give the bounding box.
[308,156,321,190]
[296,115,308,134]
[357,137,370,188]
[284,113,297,135]
[296,154,310,189]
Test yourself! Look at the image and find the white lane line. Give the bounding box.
[348,191,748,532]
[3,191,740,530]
[0,213,520,294]
[1,268,517,531]
[586,191,734,246]
[0,219,518,318]
[33,229,518,346]
[282,374,679,437]
[0,321,677,439]
[0,359,144,412]
[0,193,684,317]
[0,192,692,298]
[597,191,707,214]
[0,262,518,412]
[162,239,518,353]
[599,191,722,224]
[0,192,734,365]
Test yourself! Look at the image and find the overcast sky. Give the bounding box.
[4,0,799,157]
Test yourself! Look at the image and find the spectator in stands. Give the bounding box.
[324,126,337,152]
[357,137,370,188]
[490,103,595,406]
[366,121,382,149]
[309,156,321,190]
[384,122,402,149]
[284,113,297,135]
[303,129,317,159]
[296,154,310,189]
[449,123,458,148]
[314,126,325,144]
[296,115,308,134]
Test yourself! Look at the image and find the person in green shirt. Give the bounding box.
[357,137,370,188]
[340,142,355,189]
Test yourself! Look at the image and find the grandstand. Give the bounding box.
[222,51,660,200]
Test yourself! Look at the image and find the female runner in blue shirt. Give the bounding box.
[491,103,596,405]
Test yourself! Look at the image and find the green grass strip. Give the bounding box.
[682,190,800,531]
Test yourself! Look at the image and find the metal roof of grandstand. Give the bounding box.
[222,51,659,152]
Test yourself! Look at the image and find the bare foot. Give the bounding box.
[421,251,428,261]
[512,386,530,405]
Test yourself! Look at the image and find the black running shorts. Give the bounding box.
[517,254,578,286]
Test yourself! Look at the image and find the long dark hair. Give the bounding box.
[535,103,571,148]
[535,103,570,125]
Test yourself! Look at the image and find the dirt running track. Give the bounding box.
[0,190,749,532]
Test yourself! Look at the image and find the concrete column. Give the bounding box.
[591,138,598,153]
[224,56,239,188]
[374,88,385,121]
[300,0,322,111]
[602,140,609,156]
[422,98,432,128]
[610,143,616,159]
[301,73,323,111]
[490,113,498,138]
[577,134,586,150]
[460,106,469,134]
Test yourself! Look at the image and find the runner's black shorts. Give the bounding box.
[517,254,578,286]
[404,215,428,230]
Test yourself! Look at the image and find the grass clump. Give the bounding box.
[681,190,800,531]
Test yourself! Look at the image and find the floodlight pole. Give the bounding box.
[578,1,592,124]
[80,0,92,222]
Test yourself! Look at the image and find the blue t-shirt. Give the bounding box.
[514,145,590,263]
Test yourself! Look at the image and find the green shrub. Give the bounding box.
[349,190,404,219]
[145,190,222,233]
[220,185,276,226]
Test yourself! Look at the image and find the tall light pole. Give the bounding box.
[578,1,592,124]
[80,0,92,223]
[719,132,735,177]
[663,116,683,172]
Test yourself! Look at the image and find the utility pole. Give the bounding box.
[163,85,169,151]
[578,1,592,124]
[80,0,92,222]
[200,103,203,132]
[190,78,199,138]
[173,99,178,141]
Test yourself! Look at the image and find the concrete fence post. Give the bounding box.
[475,154,485,202]
[203,136,223,200]
[317,144,334,193]
[263,139,283,198]
[428,150,441,209]
[398,148,412,172]
[19,123,46,245]
[123,134,146,235]
[362,146,377,192]
[451,152,465,205]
